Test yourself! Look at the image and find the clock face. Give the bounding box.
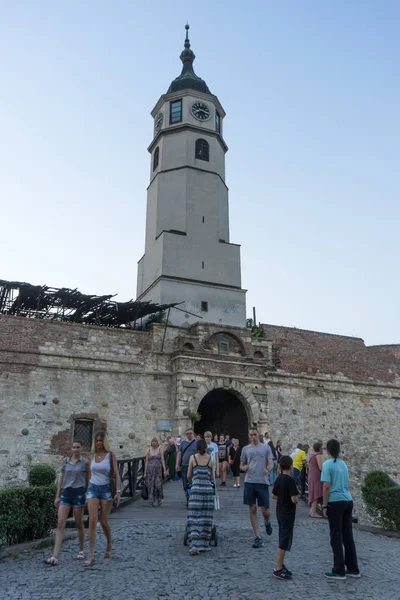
[191,101,210,121]
[155,112,163,132]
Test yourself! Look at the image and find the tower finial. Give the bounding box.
[184,23,190,48]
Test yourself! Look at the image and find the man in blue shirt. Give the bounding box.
[321,439,360,580]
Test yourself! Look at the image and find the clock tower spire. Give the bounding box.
[136,26,246,327]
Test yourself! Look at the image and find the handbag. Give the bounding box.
[109,452,117,497]
[141,484,149,501]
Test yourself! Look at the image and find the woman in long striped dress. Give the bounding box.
[187,439,215,556]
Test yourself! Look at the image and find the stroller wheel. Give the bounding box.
[211,526,218,546]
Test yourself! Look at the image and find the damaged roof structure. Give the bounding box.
[0,279,178,328]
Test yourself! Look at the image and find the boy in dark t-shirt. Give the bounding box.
[272,455,299,580]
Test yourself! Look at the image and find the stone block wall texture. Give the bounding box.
[1,315,399,524]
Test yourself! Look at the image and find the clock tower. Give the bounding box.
[137,26,246,327]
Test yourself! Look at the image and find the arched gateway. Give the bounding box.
[194,388,250,446]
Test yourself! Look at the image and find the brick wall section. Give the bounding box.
[262,324,400,384]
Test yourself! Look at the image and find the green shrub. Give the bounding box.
[362,470,400,531]
[28,464,57,487]
[0,485,57,546]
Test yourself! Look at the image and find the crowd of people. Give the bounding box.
[44,427,360,582]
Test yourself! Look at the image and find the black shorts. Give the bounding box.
[231,466,240,477]
[277,511,295,551]
[243,482,269,508]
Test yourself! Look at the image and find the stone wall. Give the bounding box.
[0,316,174,486]
[264,373,400,522]
[1,315,399,524]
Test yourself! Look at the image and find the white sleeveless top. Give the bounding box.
[90,453,111,486]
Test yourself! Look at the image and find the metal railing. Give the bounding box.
[117,457,145,499]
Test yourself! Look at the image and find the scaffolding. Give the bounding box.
[0,278,178,329]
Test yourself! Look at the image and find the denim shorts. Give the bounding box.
[86,483,113,501]
[60,486,86,508]
[243,482,270,508]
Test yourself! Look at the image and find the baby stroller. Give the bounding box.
[183,483,218,546]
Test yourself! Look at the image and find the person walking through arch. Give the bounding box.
[83,431,121,567]
[204,431,219,479]
[165,436,178,480]
[240,427,274,548]
[144,437,167,506]
[186,439,215,555]
[176,428,197,507]
[217,434,229,486]
[229,437,241,488]
[44,440,90,566]
[321,439,360,580]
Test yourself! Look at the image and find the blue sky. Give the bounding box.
[1,1,399,345]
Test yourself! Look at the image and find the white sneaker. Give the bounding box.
[233,484,237,488]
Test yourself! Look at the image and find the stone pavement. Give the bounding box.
[1,477,399,600]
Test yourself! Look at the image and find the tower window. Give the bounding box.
[219,341,229,355]
[202,261,205,269]
[215,111,221,133]
[202,216,205,223]
[153,147,159,171]
[170,99,182,124]
[195,138,209,162]
[201,301,208,312]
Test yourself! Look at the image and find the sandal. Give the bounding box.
[104,546,112,559]
[44,556,58,566]
[75,551,85,560]
[158,500,163,506]
[190,549,200,556]
[83,556,95,567]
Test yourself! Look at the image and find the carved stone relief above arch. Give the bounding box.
[174,377,264,427]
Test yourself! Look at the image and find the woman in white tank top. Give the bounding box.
[84,431,121,567]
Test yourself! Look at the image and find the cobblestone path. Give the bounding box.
[1,478,399,600]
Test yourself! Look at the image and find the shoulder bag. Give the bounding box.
[179,439,196,466]
[109,452,117,497]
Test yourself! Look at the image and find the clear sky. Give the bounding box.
[1,1,399,346]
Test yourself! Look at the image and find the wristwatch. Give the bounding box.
[116,489,121,493]
[322,505,328,509]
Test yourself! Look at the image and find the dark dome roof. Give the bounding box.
[167,25,211,96]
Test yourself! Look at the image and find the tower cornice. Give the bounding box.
[148,123,228,154]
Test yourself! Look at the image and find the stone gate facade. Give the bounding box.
[1,314,399,523]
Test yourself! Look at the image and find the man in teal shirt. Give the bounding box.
[321,439,360,580]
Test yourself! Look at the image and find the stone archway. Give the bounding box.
[194,388,249,446]
[175,377,265,439]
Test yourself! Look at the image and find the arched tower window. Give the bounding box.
[195,138,209,162]
[153,147,159,171]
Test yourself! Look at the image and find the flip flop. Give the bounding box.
[309,514,323,519]
[83,556,95,567]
